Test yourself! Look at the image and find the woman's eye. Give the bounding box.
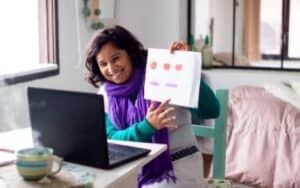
[111,56,119,63]
[99,62,107,67]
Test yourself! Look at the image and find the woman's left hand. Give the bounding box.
[169,41,189,53]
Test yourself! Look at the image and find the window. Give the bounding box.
[188,0,300,71]
[260,0,282,57]
[289,0,300,59]
[0,0,59,86]
[261,0,300,63]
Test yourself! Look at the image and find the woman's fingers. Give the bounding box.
[169,41,189,53]
[155,99,170,113]
[169,42,177,53]
[147,99,179,130]
[148,101,156,112]
[159,108,177,129]
[164,123,178,129]
[161,115,176,125]
[170,42,181,53]
[157,107,175,120]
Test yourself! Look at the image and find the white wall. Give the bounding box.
[116,0,187,48]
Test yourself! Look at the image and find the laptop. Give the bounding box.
[27,87,150,169]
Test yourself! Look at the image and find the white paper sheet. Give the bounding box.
[144,48,202,108]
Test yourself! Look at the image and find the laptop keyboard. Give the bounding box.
[108,143,149,164]
[108,149,127,161]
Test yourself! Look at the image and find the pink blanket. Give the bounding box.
[226,86,300,188]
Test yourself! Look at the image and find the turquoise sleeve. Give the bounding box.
[191,80,220,119]
[105,114,156,142]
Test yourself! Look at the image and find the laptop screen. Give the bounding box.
[27,87,110,168]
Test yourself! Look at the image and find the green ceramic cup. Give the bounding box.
[16,147,63,181]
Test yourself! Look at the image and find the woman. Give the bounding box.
[85,25,220,188]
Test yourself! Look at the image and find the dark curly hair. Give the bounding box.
[85,25,147,88]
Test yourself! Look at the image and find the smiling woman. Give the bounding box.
[0,0,59,86]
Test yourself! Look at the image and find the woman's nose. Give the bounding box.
[107,64,115,74]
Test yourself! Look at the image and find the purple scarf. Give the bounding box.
[104,68,176,187]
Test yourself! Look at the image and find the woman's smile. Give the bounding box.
[110,70,123,80]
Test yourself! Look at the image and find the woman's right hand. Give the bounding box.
[146,99,178,130]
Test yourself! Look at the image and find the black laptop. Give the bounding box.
[27,87,150,169]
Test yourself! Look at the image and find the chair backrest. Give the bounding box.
[192,89,228,179]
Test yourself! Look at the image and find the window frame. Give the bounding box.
[1,0,59,86]
[261,0,300,61]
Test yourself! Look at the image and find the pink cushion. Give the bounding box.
[226,86,300,188]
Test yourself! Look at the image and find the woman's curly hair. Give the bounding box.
[85,25,146,88]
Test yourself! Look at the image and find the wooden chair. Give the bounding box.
[192,89,229,179]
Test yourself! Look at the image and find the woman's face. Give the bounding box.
[96,42,133,84]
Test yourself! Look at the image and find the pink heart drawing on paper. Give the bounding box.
[175,64,183,71]
[150,61,157,70]
[163,63,171,71]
